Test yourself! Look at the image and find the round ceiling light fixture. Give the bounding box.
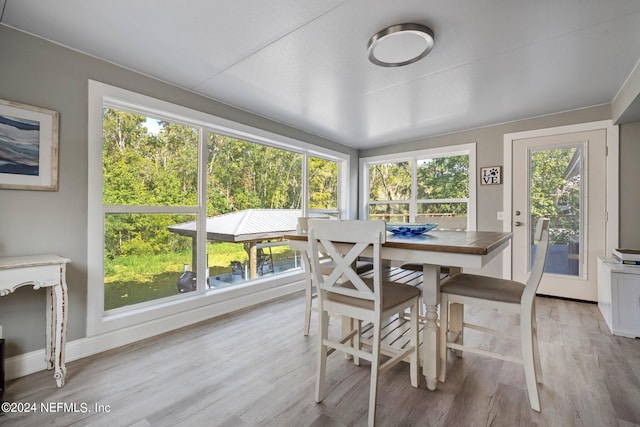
[367,23,435,67]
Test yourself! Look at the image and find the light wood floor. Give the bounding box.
[2,291,640,427]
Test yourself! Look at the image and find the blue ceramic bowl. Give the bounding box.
[385,223,438,236]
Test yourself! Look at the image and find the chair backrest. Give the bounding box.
[307,219,385,306]
[521,218,550,305]
[296,215,330,233]
[297,216,330,270]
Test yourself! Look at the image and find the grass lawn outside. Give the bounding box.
[104,241,298,310]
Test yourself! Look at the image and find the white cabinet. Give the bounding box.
[597,258,640,338]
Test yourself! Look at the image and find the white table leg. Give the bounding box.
[51,266,68,387]
[421,264,441,391]
[45,287,54,370]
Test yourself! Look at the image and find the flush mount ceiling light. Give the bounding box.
[367,23,434,67]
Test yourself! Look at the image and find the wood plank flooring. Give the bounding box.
[2,286,640,426]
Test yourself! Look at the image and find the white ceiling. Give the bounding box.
[2,0,640,149]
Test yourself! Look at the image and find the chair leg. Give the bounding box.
[532,306,543,384]
[438,293,449,382]
[532,325,542,385]
[354,319,362,367]
[368,320,382,427]
[521,311,541,412]
[410,300,420,388]
[315,308,329,403]
[450,302,464,357]
[304,280,313,336]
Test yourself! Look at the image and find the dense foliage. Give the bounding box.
[102,108,339,309]
[206,133,303,213]
[367,156,469,221]
[308,156,338,209]
[368,161,412,201]
[530,147,580,243]
[102,108,340,259]
[417,155,469,214]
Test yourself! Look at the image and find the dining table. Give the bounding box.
[285,228,512,391]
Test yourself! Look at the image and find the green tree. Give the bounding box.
[103,110,336,259]
[530,147,580,243]
[417,155,468,214]
[368,162,412,201]
[103,109,198,257]
[207,133,302,213]
[309,157,338,210]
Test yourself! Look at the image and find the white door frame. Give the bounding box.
[502,120,619,279]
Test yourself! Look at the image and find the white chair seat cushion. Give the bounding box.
[327,278,421,310]
[440,273,524,304]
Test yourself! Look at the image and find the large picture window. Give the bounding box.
[88,81,348,335]
[360,144,476,230]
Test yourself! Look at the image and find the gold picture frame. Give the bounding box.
[0,98,59,191]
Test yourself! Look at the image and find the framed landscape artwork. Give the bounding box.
[0,98,59,190]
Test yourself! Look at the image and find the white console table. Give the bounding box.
[0,254,70,387]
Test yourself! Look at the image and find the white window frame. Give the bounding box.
[359,144,477,230]
[88,80,349,336]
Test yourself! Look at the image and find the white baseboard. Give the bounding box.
[5,281,303,381]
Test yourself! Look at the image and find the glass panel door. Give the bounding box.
[512,129,607,301]
[529,145,583,277]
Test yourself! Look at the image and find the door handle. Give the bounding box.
[514,221,523,226]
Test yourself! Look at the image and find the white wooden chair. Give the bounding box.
[298,216,329,336]
[298,216,373,336]
[439,218,550,411]
[308,219,421,427]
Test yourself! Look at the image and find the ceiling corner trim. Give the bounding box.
[612,57,640,124]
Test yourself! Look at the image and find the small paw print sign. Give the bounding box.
[480,166,502,185]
